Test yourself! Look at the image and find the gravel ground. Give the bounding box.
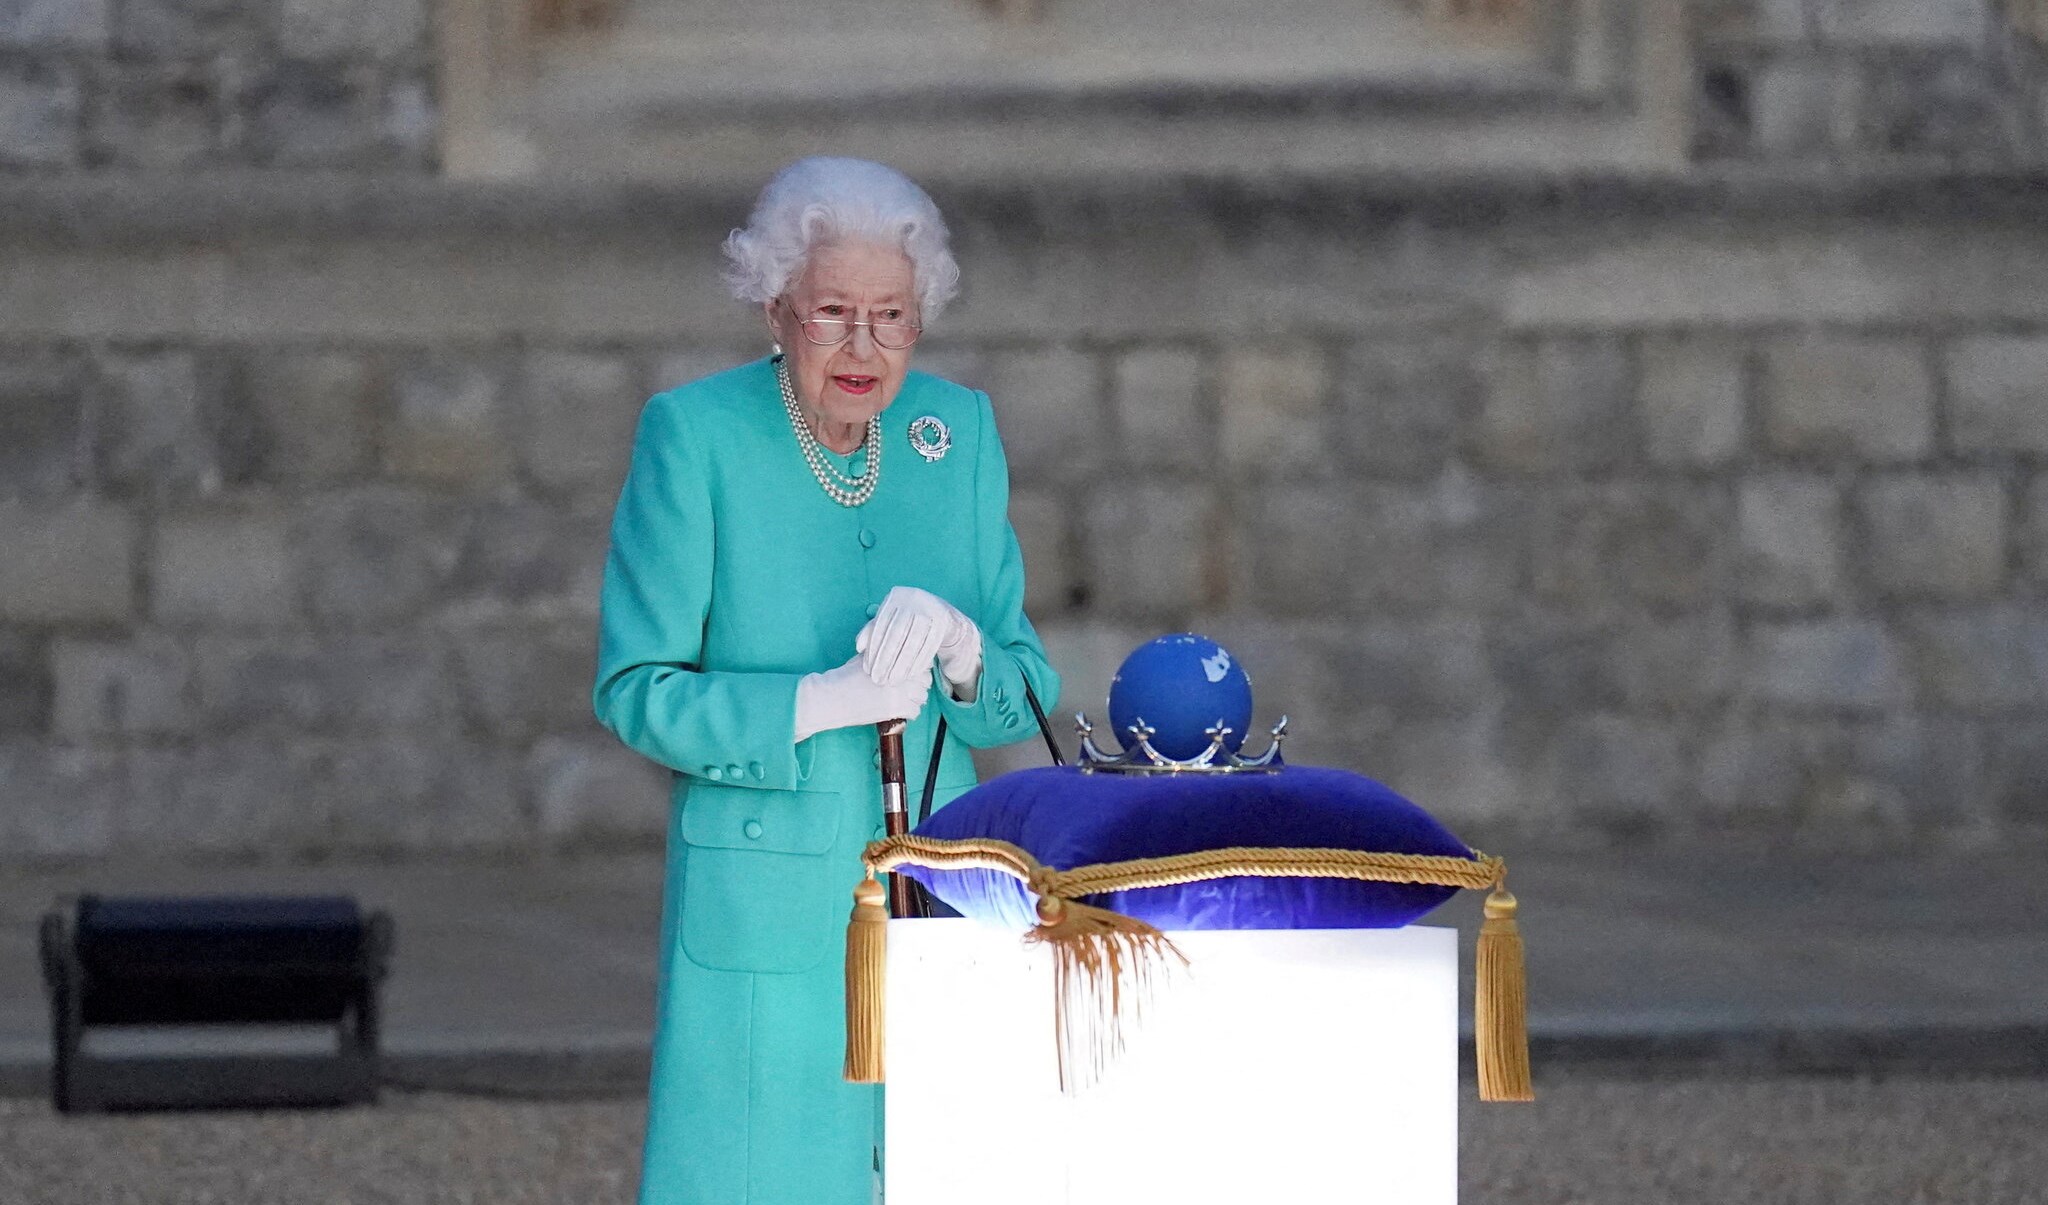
[2,1075,2043,1204]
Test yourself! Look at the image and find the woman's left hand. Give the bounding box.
[858,586,983,695]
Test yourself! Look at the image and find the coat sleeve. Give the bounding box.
[933,392,1062,749]
[592,392,811,789]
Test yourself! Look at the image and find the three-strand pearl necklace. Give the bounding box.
[776,355,881,508]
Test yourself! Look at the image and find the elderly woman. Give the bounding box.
[593,156,1061,1204]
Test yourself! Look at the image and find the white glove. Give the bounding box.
[792,654,930,744]
[857,586,983,696]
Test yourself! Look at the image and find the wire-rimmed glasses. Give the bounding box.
[779,299,923,350]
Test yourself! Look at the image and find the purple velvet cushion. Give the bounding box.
[902,765,1475,931]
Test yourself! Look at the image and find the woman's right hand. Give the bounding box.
[792,654,929,743]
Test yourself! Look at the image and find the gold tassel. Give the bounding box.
[1475,886,1533,1102]
[843,878,888,1084]
[1023,894,1186,1094]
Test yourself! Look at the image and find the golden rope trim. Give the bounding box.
[865,833,1504,899]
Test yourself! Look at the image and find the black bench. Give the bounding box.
[40,895,394,1111]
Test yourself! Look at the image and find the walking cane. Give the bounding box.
[876,719,916,918]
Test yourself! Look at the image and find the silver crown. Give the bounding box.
[1074,713,1288,774]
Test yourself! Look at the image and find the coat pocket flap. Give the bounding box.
[680,783,841,855]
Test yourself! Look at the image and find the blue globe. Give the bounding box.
[1107,634,1255,761]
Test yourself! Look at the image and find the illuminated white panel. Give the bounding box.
[885,921,1458,1205]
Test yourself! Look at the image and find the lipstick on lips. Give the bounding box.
[833,374,879,396]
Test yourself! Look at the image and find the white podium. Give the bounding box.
[884,919,1458,1205]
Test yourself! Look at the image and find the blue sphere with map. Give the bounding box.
[1107,634,1256,760]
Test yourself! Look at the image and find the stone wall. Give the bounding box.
[2,172,2046,862]
[1694,0,2048,161]
[0,0,435,170]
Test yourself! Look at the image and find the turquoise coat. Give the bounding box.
[593,357,1059,1205]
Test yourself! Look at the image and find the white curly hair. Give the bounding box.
[722,157,961,323]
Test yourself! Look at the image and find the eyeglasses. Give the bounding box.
[779,299,923,350]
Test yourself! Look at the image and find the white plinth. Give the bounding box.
[884,920,1457,1205]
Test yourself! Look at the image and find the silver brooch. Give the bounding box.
[908,416,951,462]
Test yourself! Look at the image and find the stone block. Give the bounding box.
[1812,0,1986,45]
[1748,53,1859,157]
[0,501,136,624]
[903,344,985,393]
[513,349,639,495]
[1737,476,1844,607]
[530,735,668,842]
[386,351,513,484]
[279,0,426,59]
[1235,484,1354,615]
[1354,470,1527,612]
[449,622,598,740]
[1639,333,1747,467]
[1695,721,1832,826]
[1945,336,2048,454]
[294,486,468,623]
[2023,476,2048,584]
[96,351,235,496]
[195,634,459,734]
[449,498,606,616]
[120,741,333,856]
[649,348,753,394]
[1486,614,1627,714]
[1371,711,1519,828]
[1853,52,2011,159]
[983,346,1101,484]
[1746,618,1909,710]
[114,0,252,55]
[1612,610,1739,713]
[240,61,388,168]
[1763,334,1935,460]
[1110,345,1207,472]
[247,349,376,482]
[0,60,80,168]
[1532,482,1729,608]
[1081,481,1218,618]
[1,0,106,46]
[1219,345,1332,475]
[1902,605,2048,709]
[84,62,219,169]
[0,630,49,733]
[1983,719,2048,825]
[1008,488,1074,616]
[0,742,119,858]
[379,75,435,168]
[1474,335,1633,473]
[314,738,526,851]
[1854,472,2007,598]
[1543,714,1690,832]
[1334,333,1484,479]
[1837,715,1987,832]
[1330,617,1489,717]
[153,510,295,626]
[52,635,193,738]
[0,350,89,498]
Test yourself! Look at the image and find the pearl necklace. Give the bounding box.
[775,355,881,508]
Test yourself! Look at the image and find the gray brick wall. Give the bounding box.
[3,174,2048,861]
[0,0,432,170]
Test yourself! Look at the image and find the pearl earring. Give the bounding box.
[771,341,784,357]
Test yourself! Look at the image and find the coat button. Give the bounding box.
[872,825,886,840]
[744,820,764,840]
[872,750,882,767]
[1004,714,1021,729]
[749,762,766,781]
[726,764,745,780]
[704,765,725,781]
[858,529,876,549]
[866,602,880,618]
